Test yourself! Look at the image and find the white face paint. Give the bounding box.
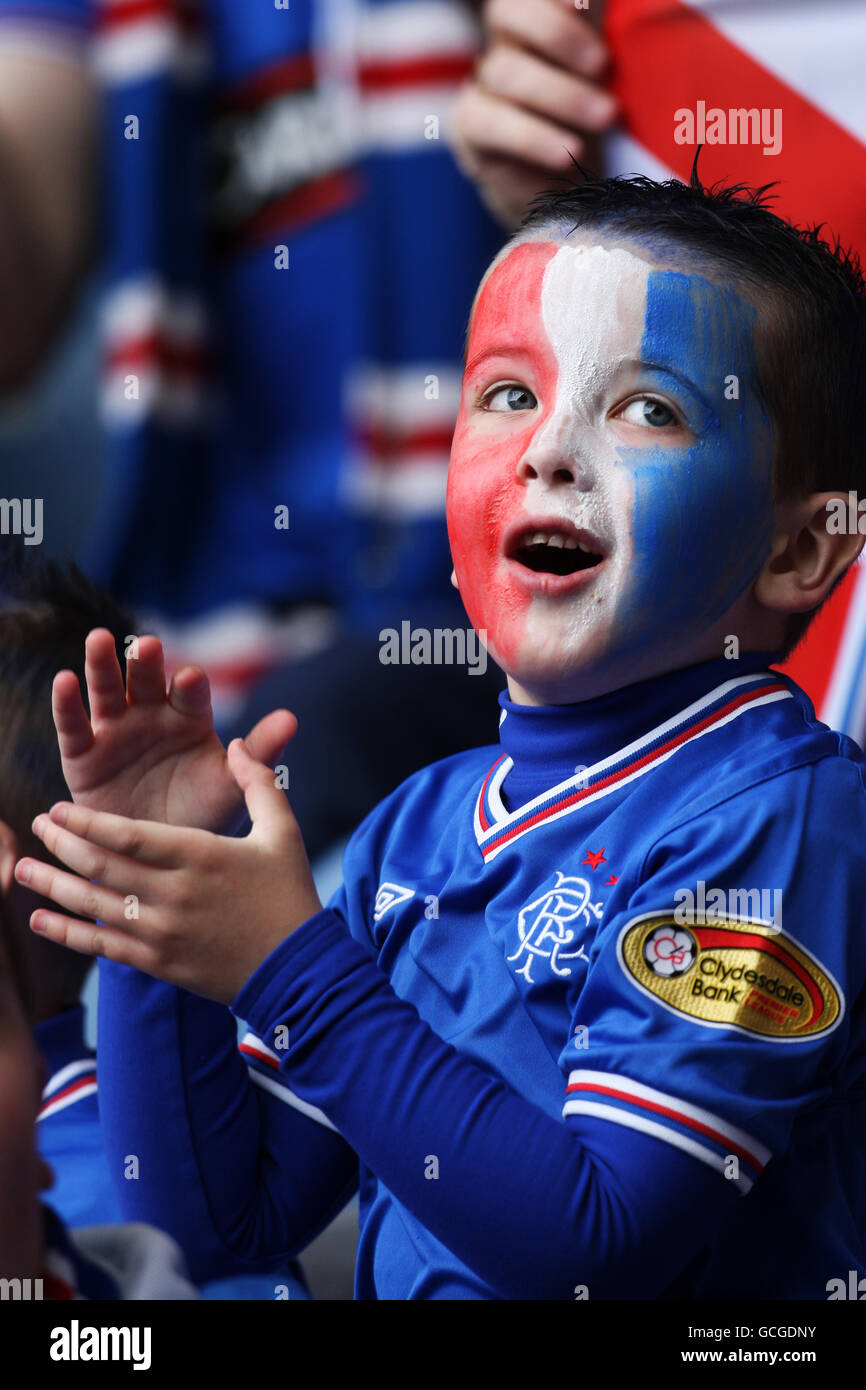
[447,235,774,703]
[517,245,644,670]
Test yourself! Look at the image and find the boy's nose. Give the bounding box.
[516,417,592,490]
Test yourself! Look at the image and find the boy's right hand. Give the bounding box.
[52,630,296,833]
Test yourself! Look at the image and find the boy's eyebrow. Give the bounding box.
[464,347,494,375]
[460,350,718,413]
[463,344,532,377]
[638,358,718,416]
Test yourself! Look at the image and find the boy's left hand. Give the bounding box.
[14,739,323,1004]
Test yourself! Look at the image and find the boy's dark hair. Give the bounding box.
[0,541,134,1013]
[515,170,866,656]
[0,892,37,1025]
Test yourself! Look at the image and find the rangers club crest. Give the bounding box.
[508,872,603,983]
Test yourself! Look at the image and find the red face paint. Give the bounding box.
[446,241,560,672]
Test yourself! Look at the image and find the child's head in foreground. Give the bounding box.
[447,172,866,706]
[0,545,131,1024]
[0,878,51,1279]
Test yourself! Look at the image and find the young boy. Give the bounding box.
[0,857,197,1302]
[0,552,131,1230]
[18,174,866,1299]
[0,548,309,1298]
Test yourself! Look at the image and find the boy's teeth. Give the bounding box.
[523,527,599,553]
[527,529,583,548]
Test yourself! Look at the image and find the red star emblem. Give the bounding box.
[582,847,607,870]
[604,875,619,886]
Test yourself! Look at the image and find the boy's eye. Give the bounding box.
[483,384,538,412]
[619,397,677,428]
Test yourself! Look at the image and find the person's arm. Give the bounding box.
[97,958,358,1284]
[231,765,861,1299]
[27,745,860,1298]
[0,5,96,387]
[235,908,736,1300]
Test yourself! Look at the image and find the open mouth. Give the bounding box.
[507,524,604,578]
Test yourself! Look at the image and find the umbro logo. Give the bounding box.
[373,882,414,923]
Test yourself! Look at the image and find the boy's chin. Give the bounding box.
[501,624,705,705]
[503,643,619,706]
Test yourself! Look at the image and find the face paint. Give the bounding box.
[621,267,773,652]
[446,236,775,699]
[447,241,560,672]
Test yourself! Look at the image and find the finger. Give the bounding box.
[84,628,127,721]
[52,669,94,762]
[485,0,607,77]
[30,909,147,971]
[125,633,168,706]
[15,857,140,934]
[168,664,214,721]
[45,801,194,868]
[243,708,298,770]
[227,739,294,839]
[477,43,617,132]
[31,812,153,897]
[468,151,571,225]
[453,85,585,173]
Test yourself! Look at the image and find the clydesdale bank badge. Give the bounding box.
[617,911,843,1041]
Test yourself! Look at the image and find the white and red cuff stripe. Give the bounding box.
[563,1068,771,1195]
[238,1030,336,1133]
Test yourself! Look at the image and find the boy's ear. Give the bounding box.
[0,821,20,896]
[753,492,864,616]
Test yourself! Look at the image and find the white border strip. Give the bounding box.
[42,1058,97,1101]
[39,1081,98,1123]
[562,1098,754,1194]
[247,1067,337,1133]
[480,681,791,860]
[565,1068,770,1165]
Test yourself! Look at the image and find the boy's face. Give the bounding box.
[447,234,775,701]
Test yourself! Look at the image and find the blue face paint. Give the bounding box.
[611,268,775,653]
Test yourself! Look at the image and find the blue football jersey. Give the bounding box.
[35,1006,311,1299]
[36,1006,122,1230]
[93,654,866,1299]
[236,658,866,1298]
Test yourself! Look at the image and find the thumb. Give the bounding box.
[243,707,298,769]
[226,738,295,841]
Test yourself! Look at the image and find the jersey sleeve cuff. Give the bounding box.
[230,905,362,1043]
[563,1069,772,1194]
